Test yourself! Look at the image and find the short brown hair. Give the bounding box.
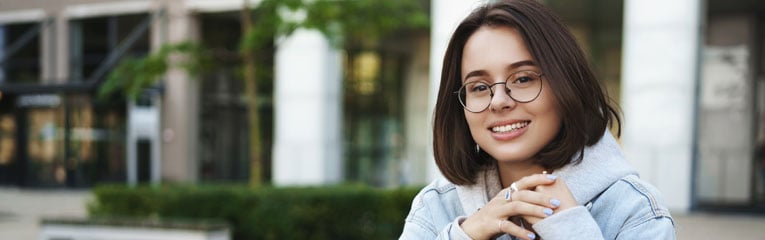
[433,0,621,185]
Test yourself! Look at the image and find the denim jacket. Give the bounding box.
[400,132,676,240]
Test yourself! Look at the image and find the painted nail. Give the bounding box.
[528,232,536,239]
[550,198,561,207]
[543,208,553,216]
[547,174,557,180]
[505,190,511,200]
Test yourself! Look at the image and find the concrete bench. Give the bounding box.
[39,218,230,240]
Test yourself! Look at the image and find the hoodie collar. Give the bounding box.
[456,131,637,215]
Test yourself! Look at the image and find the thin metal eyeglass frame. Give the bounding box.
[453,72,544,113]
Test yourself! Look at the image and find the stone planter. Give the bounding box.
[39,218,230,240]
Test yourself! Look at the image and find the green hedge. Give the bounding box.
[88,184,421,240]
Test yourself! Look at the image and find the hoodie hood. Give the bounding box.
[456,130,638,215]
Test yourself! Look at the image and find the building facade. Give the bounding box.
[1,0,763,213]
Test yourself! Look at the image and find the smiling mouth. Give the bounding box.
[491,121,530,133]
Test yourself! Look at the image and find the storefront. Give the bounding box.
[0,89,127,188]
[0,10,146,188]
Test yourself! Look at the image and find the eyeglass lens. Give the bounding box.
[458,70,542,112]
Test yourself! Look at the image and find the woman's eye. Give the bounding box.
[514,76,532,84]
[471,84,489,92]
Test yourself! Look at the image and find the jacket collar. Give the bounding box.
[456,131,637,215]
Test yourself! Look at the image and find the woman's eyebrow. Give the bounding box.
[463,70,489,81]
[463,60,536,81]
[507,60,536,70]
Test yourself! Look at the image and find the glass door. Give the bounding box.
[695,10,763,210]
[0,104,18,185]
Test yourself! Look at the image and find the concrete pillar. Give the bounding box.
[35,10,57,84]
[402,36,431,185]
[52,10,68,84]
[427,0,483,182]
[160,1,199,183]
[621,0,701,212]
[273,29,343,185]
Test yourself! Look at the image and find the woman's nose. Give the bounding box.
[489,84,516,112]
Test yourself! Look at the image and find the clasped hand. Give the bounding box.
[459,173,577,240]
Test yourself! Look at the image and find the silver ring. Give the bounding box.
[505,182,519,201]
[498,220,505,232]
[510,182,519,193]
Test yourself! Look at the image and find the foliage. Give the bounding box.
[97,42,210,100]
[88,184,421,240]
[98,0,429,100]
[302,0,430,48]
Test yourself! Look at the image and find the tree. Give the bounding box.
[98,0,429,186]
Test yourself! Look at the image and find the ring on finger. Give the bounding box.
[505,182,520,201]
[510,182,520,192]
[498,219,505,232]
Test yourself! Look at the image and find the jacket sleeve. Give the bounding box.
[532,206,606,240]
[532,176,677,240]
[532,206,675,240]
[615,215,675,240]
[400,215,474,240]
[399,185,475,240]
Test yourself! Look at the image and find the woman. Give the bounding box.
[400,0,675,239]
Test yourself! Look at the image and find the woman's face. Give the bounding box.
[461,26,561,163]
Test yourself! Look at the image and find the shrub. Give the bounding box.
[88,184,421,240]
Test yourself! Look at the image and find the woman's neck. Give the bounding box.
[497,160,546,188]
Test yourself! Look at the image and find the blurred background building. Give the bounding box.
[0,0,763,214]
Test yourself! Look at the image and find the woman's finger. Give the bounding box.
[498,200,554,219]
[498,219,537,240]
[511,188,562,209]
[513,173,558,190]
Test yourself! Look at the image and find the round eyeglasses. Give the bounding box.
[454,70,544,113]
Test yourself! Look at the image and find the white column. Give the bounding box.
[620,0,701,212]
[402,37,431,185]
[427,0,483,182]
[273,29,343,185]
[160,1,199,183]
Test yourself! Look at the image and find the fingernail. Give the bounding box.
[543,208,553,216]
[547,175,557,180]
[550,198,561,207]
[528,232,536,239]
[505,190,511,200]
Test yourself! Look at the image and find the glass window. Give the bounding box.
[0,114,15,166]
[0,22,41,84]
[26,104,66,187]
[91,99,127,184]
[197,12,275,183]
[69,14,150,82]
[695,12,759,208]
[18,94,126,187]
[344,48,407,187]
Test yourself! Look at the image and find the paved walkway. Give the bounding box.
[0,188,89,240]
[674,212,765,239]
[1,188,765,239]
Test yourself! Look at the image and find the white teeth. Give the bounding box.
[492,121,529,133]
